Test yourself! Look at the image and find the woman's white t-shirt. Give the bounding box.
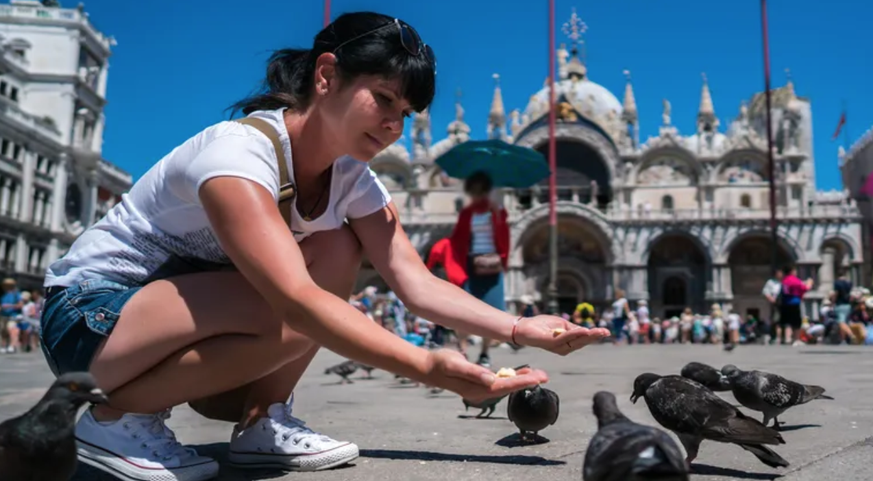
[44,108,391,288]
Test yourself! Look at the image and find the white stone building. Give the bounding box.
[840,125,873,276]
[362,41,864,321]
[0,0,131,290]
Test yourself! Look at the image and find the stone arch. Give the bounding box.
[727,233,796,319]
[369,155,412,189]
[514,123,619,184]
[511,202,616,263]
[644,230,712,317]
[636,146,703,186]
[527,257,597,313]
[715,149,770,184]
[716,227,803,264]
[641,228,714,265]
[819,234,857,263]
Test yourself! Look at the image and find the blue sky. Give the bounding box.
[75,0,871,191]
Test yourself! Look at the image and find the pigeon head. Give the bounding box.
[48,372,108,407]
[630,373,661,403]
[721,364,740,377]
[592,391,626,428]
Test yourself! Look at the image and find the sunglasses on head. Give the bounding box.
[333,18,436,74]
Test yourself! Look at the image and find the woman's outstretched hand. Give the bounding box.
[422,349,547,403]
[513,315,610,355]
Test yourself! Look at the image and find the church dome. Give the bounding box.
[524,76,624,141]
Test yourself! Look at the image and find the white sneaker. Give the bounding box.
[228,399,359,471]
[76,408,219,481]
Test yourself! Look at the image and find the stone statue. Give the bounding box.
[589,180,598,205]
[557,44,569,79]
[558,102,577,122]
[739,101,749,127]
[662,99,671,126]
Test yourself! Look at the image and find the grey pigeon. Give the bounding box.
[722,364,833,429]
[507,385,559,442]
[0,372,108,481]
[462,394,507,418]
[631,373,789,469]
[583,391,688,481]
[680,362,731,392]
[352,361,375,379]
[324,360,358,383]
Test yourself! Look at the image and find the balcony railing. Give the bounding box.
[0,4,113,51]
[389,186,862,225]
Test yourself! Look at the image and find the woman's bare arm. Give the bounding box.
[199,177,431,380]
[349,203,517,342]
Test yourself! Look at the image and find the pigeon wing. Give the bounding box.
[757,372,804,408]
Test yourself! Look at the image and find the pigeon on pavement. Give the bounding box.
[324,360,358,384]
[583,391,688,481]
[722,364,834,429]
[507,385,559,442]
[462,394,508,418]
[631,373,789,469]
[0,372,108,481]
[680,362,732,392]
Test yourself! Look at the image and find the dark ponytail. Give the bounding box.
[229,12,436,118]
[229,49,315,116]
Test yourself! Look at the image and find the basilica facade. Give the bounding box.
[359,43,864,321]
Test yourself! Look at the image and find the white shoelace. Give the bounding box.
[270,404,333,448]
[122,410,197,461]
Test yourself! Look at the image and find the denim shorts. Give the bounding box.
[39,279,142,376]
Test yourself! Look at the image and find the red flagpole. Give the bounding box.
[324,0,331,27]
[546,0,558,314]
[761,0,779,278]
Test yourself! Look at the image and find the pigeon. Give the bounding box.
[723,343,736,352]
[631,373,789,469]
[324,360,358,383]
[462,394,507,418]
[722,364,833,429]
[583,391,688,481]
[680,362,731,392]
[0,372,108,481]
[352,362,375,379]
[507,385,559,442]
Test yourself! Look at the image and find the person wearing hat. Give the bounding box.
[0,277,22,353]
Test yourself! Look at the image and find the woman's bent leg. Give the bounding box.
[73,226,363,479]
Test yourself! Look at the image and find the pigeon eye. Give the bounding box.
[67,383,79,392]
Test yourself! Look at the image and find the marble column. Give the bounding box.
[18,150,35,222]
[819,247,836,293]
[10,182,20,219]
[50,154,68,232]
[0,178,9,216]
[14,235,26,272]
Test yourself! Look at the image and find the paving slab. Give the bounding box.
[1,343,870,480]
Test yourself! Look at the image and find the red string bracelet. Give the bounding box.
[511,316,523,345]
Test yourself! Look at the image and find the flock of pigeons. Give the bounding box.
[326,358,835,481]
[0,360,832,481]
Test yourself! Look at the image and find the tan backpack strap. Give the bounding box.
[234,117,295,227]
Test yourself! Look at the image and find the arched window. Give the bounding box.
[740,193,752,208]
[661,195,674,211]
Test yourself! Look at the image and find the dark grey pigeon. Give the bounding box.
[680,362,731,392]
[507,385,559,442]
[583,391,688,481]
[324,360,358,383]
[722,364,833,429]
[462,394,508,418]
[352,361,375,379]
[631,373,788,469]
[0,372,108,481]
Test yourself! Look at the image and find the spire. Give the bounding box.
[411,107,431,160]
[447,88,470,141]
[621,70,637,121]
[697,72,718,133]
[561,8,588,80]
[784,68,796,97]
[487,73,507,140]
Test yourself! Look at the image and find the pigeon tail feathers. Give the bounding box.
[738,444,790,468]
[630,445,689,479]
[802,385,833,403]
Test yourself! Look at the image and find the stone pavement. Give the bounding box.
[1,343,871,480]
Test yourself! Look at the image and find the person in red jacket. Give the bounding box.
[448,172,510,367]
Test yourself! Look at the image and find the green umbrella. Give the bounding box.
[434,139,550,188]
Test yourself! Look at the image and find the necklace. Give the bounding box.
[301,173,330,221]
